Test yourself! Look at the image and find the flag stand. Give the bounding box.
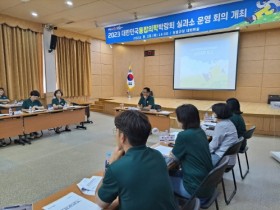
[127,90,132,98]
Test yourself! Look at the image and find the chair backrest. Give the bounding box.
[223,137,244,156]
[182,197,200,210]
[243,126,256,140]
[196,156,230,196]
[181,157,229,209]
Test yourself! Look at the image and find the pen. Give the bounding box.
[3,206,20,209]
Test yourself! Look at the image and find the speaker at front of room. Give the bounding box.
[48,35,57,53]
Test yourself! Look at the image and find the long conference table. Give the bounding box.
[114,107,172,132]
[0,107,86,139]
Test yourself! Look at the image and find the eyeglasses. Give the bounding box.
[142,91,148,94]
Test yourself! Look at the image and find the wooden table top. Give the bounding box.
[106,97,280,116]
[114,107,173,116]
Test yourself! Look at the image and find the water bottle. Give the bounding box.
[204,112,209,121]
[164,130,169,144]
[105,152,111,171]
[9,108,13,116]
[212,113,216,122]
[29,106,32,113]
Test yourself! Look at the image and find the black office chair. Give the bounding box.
[179,156,230,210]
[237,126,256,180]
[181,197,200,210]
[217,137,244,205]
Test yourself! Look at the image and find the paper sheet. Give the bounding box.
[43,192,101,210]
[154,145,172,156]
[77,176,102,196]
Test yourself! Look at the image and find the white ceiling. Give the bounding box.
[0,0,240,41]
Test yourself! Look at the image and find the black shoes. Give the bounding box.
[55,128,61,134]
[65,128,71,132]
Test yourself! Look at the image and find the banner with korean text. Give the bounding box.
[105,0,280,44]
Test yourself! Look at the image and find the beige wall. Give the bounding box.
[90,39,114,99]
[113,45,145,97]
[90,28,280,103]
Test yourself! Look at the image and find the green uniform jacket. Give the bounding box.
[98,145,178,210]
[172,128,214,198]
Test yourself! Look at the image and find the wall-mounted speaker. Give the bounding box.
[48,35,57,53]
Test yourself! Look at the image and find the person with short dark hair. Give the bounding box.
[210,103,238,166]
[170,104,214,200]
[96,110,178,210]
[226,98,247,151]
[22,90,44,140]
[52,89,71,133]
[0,87,10,146]
[22,90,44,111]
[0,87,10,104]
[138,87,155,109]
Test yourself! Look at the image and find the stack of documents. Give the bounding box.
[43,192,101,210]
[77,176,102,196]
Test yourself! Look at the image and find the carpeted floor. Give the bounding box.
[0,112,279,209]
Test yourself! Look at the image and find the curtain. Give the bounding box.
[56,37,91,97]
[0,24,43,100]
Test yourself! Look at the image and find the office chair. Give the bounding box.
[178,156,230,210]
[237,126,256,179]
[218,137,244,205]
[181,197,200,210]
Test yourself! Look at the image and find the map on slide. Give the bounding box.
[179,57,229,89]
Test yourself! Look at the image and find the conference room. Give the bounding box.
[0,0,280,209]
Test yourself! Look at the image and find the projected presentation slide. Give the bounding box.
[174,31,239,90]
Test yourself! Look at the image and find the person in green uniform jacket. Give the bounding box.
[95,110,178,210]
[170,104,214,201]
[226,98,247,151]
[22,90,44,111]
[137,87,155,109]
[52,89,71,133]
[22,90,44,140]
[0,87,10,104]
[0,87,10,146]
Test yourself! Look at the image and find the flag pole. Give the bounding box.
[127,64,134,99]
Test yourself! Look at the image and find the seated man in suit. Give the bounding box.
[22,90,44,140]
[95,110,178,210]
[137,87,155,110]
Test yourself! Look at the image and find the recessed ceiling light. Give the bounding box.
[169,36,172,39]
[31,12,38,17]
[143,40,146,42]
[65,1,73,6]
[21,0,30,2]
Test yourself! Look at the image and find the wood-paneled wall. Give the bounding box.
[90,28,280,103]
[90,39,114,99]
